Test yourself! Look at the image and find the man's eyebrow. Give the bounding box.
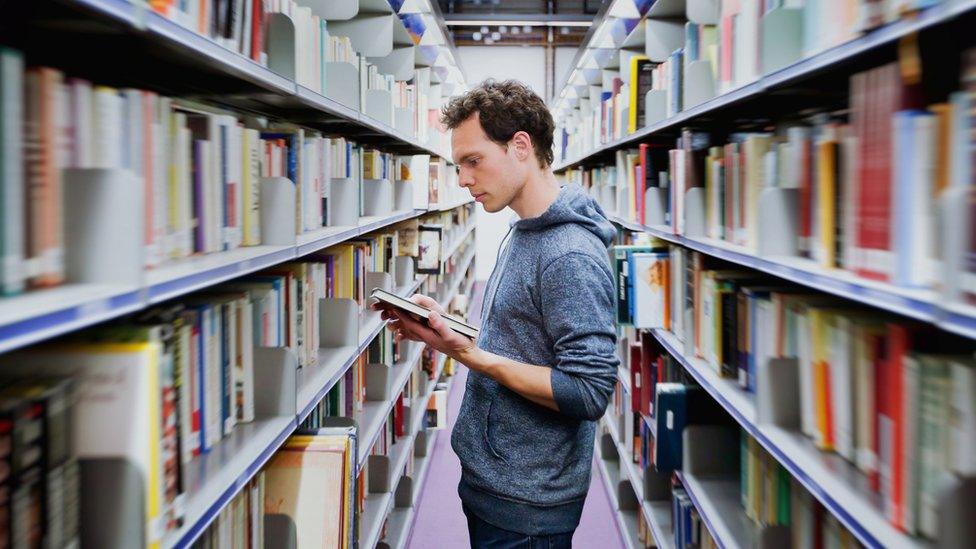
[457,153,477,163]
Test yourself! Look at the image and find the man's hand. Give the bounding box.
[373,294,477,361]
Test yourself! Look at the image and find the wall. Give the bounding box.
[456,45,576,280]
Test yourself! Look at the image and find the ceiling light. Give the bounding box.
[511,27,520,35]
[472,31,482,40]
[480,26,489,34]
[499,25,508,33]
[560,26,569,35]
[523,25,532,33]
[491,31,501,41]
[485,37,494,45]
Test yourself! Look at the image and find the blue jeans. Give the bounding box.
[462,504,575,549]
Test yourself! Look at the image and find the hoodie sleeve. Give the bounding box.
[540,252,620,421]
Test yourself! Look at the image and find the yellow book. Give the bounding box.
[809,309,833,451]
[817,138,838,268]
[331,244,356,300]
[627,55,650,134]
[743,134,771,250]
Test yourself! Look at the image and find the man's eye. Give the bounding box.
[468,158,479,168]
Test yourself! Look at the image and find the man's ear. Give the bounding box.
[510,131,534,163]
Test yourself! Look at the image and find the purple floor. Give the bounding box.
[406,282,624,549]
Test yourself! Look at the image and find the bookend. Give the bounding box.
[644,466,672,502]
[644,186,669,226]
[266,13,297,82]
[684,61,716,109]
[330,14,395,58]
[618,476,639,515]
[937,476,976,548]
[63,169,143,286]
[644,19,684,62]
[325,62,360,110]
[394,107,415,135]
[80,458,144,548]
[683,187,707,238]
[600,432,617,460]
[260,177,298,246]
[682,425,738,477]
[319,298,360,348]
[757,187,799,256]
[253,346,299,418]
[371,46,416,82]
[600,184,618,216]
[362,271,394,330]
[394,255,415,288]
[393,180,414,212]
[306,0,358,20]
[756,357,800,429]
[368,453,393,493]
[329,177,359,227]
[365,89,394,126]
[415,430,431,457]
[686,0,720,24]
[362,179,394,217]
[761,7,804,74]
[264,514,298,549]
[365,362,392,401]
[644,90,668,127]
[394,474,413,507]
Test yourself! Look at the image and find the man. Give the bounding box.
[378,80,619,548]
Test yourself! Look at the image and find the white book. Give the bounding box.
[224,299,239,436]
[1,49,24,294]
[92,86,123,169]
[830,316,855,462]
[176,125,193,258]
[854,324,879,475]
[902,354,920,534]
[630,252,668,329]
[176,321,197,464]
[796,311,815,438]
[949,358,976,476]
[204,305,222,450]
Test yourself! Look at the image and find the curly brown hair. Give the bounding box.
[440,79,555,168]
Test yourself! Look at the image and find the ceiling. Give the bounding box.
[438,0,598,47]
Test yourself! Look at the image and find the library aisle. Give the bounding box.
[406,285,626,549]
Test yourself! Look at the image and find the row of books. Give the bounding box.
[0,48,444,298]
[191,473,266,549]
[145,0,452,150]
[628,240,976,539]
[555,0,950,162]
[574,52,976,307]
[605,369,866,548]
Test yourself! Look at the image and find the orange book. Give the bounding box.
[24,67,64,288]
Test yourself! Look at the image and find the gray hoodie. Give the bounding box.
[450,184,620,535]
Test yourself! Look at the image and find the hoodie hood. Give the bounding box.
[512,184,616,246]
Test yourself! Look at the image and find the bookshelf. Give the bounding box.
[595,430,643,549]
[26,0,455,159]
[564,2,976,547]
[673,471,759,549]
[2,0,476,547]
[0,206,469,356]
[601,214,973,337]
[552,0,976,172]
[600,414,674,549]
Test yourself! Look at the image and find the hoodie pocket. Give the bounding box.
[483,399,507,462]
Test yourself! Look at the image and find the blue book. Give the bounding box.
[668,49,684,117]
[684,23,700,63]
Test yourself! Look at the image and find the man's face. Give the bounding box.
[451,113,526,213]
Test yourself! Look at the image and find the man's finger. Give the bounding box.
[410,294,442,312]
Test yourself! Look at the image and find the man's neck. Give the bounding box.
[509,168,561,219]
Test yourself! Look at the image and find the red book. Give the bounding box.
[251,0,264,62]
[881,323,912,530]
[640,335,654,417]
[638,144,650,224]
[630,343,642,413]
[854,64,905,282]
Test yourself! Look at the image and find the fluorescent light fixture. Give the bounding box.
[445,20,592,27]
